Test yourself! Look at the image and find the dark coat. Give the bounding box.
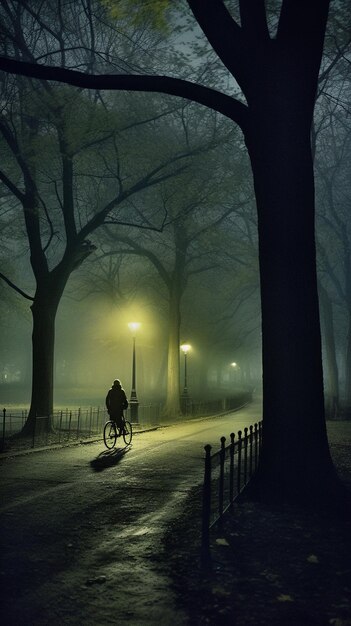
[106,384,128,419]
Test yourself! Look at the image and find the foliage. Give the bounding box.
[101,0,171,31]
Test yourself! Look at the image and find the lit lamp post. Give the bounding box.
[128,322,140,423]
[231,361,238,386]
[180,343,191,413]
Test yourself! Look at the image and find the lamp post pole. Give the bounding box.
[231,362,239,387]
[184,350,188,395]
[180,343,191,414]
[128,322,140,423]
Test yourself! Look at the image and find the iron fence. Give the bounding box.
[1,393,253,452]
[201,421,263,564]
[0,403,165,452]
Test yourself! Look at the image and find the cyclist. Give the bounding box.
[105,379,129,430]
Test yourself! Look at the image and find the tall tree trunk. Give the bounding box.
[163,284,182,417]
[163,222,188,418]
[244,98,343,506]
[22,271,67,435]
[22,299,58,434]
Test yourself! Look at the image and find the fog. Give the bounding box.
[0,1,350,421]
[0,246,262,409]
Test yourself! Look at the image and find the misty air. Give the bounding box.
[0,2,350,625]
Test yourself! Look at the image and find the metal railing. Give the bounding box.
[1,404,162,451]
[1,393,253,452]
[201,421,263,564]
[0,406,111,451]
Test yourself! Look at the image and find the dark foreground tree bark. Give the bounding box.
[188,1,348,507]
[244,101,340,505]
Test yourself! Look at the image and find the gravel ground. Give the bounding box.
[163,421,351,626]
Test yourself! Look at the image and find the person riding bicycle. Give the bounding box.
[105,379,129,430]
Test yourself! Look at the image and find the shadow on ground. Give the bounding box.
[89,446,130,472]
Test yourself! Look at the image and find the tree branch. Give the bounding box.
[187,0,242,70]
[239,0,270,40]
[0,271,34,301]
[0,167,25,202]
[98,238,171,289]
[0,57,249,130]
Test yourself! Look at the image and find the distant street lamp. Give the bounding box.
[231,361,239,385]
[180,343,191,413]
[128,322,141,422]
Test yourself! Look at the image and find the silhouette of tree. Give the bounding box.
[0,80,195,433]
[0,1,350,507]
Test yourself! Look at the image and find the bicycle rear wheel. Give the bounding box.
[103,421,117,449]
[122,420,133,445]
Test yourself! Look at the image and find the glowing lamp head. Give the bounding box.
[180,343,191,355]
[128,322,141,335]
[231,362,237,368]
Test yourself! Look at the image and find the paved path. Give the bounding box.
[0,400,261,626]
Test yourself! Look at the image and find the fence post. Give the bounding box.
[76,407,81,440]
[254,423,258,470]
[219,436,226,519]
[201,444,212,567]
[249,425,253,478]
[58,411,63,443]
[243,427,248,485]
[68,411,72,440]
[237,430,242,493]
[2,408,6,451]
[259,421,263,455]
[229,432,235,505]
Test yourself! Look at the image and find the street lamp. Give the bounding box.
[128,322,141,422]
[180,343,191,413]
[231,361,239,385]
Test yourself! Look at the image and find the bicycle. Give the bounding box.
[103,417,133,449]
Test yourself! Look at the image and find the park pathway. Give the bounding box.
[0,400,261,626]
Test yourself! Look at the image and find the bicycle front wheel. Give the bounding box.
[103,421,117,449]
[122,420,133,445]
